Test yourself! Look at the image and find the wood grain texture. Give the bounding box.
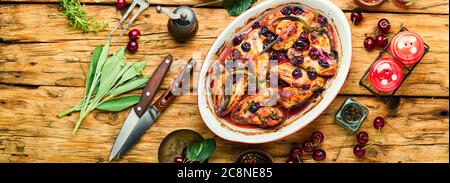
[0,84,448,162]
[0,5,448,96]
[0,0,448,14]
[0,0,448,163]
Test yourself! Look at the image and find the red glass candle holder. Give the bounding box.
[359,27,429,102]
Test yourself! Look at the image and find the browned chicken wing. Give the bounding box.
[279,87,314,109]
[272,20,303,51]
[208,60,249,117]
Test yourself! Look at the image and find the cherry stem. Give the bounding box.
[362,143,373,150]
[296,155,303,163]
[375,127,383,145]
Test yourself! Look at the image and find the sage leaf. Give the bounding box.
[96,95,140,112]
[115,63,133,85]
[62,39,151,136]
[224,0,257,16]
[186,138,216,163]
[58,94,141,116]
[96,39,111,75]
[108,76,149,97]
[97,47,125,96]
[117,61,147,86]
[81,39,110,113]
[57,101,81,117]
[85,44,103,94]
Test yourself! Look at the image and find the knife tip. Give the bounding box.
[108,152,118,162]
[166,54,173,60]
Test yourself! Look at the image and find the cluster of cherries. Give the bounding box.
[364,18,391,51]
[114,0,141,53]
[353,117,386,157]
[350,10,391,51]
[286,131,326,163]
[127,29,141,53]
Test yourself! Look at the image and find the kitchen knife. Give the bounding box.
[109,54,173,161]
[108,58,196,161]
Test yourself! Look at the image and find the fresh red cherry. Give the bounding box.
[127,40,138,53]
[312,149,326,161]
[374,117,386,129]
[376,34,388,48]
[311,131,324,144]
[115,0,127,10]
[356,131,369,145]
[290,146,303,159]
[378,18,391,34]
[364,36,376,51]
[302,140,316,153]
[353,144,366,157]
[350,10,363,25]
[128,29,141,41]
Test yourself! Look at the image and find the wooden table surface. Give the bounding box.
[0,0,448,163]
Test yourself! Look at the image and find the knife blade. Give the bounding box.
[109,54,173,161]
[108,58,197,161]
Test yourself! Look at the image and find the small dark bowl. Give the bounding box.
[234,150,273,163]
[354,0,385,10]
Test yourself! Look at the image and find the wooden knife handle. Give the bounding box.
[154,58,196,112]
[153,88,177,112]
[134,54,173,117]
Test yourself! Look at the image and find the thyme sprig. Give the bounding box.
[58,0,108,33]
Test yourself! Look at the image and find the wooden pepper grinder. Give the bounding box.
[156,5,199,42]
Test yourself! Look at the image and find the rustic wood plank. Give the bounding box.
[0,84,448,162]
[1,4,449,43]
[1,5,448,96]
[0,0,448,14]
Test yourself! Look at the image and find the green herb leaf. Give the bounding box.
[96,95,141,112]
[96,39,111,75]
[62,39,151,136]
[108,76,149,97]
[186,138,216,163]
[187,141,202,161]
[117,61,147,86]
[97,47,125,96]
[58,0,108,33]
[196,138,216,163]
[85,44,103,94]
[223,0,257,16]
[57,94,140,116]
